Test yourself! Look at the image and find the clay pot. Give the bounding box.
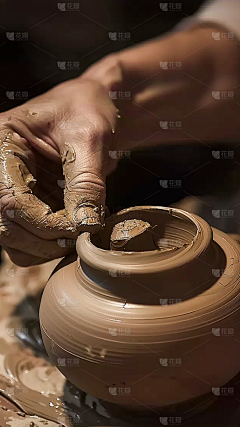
[40,206,240,409]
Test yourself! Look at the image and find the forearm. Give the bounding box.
[82,25,240,148]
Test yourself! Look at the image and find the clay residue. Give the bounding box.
[0,132,36,191]
[61,142,104,229]
[61,143,76,169]
[0,329,127,427]
[0,250,132,427]
[0,394,57,427]
[110,219,157,251]
[0,340,66,421]
[0,133,79,236]
[0,133,105,236]
[73,202,104,227]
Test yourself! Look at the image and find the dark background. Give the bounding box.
[0,0,239,218]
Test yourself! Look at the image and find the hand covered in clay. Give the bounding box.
[0,79,118,265]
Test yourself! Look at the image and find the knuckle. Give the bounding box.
[66,172,106,200]
[79,115,111,145]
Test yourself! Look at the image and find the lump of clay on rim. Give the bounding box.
[110,219,158,251]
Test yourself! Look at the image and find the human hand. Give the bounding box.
[84,26,240,148]
[0,79,118,266]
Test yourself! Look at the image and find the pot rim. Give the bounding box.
[76,206,212,275]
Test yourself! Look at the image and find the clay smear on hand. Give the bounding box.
[0,132,78,236]
[0,132,104,245]
[61,142,104,230]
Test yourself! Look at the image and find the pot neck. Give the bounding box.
[75,207,224,305]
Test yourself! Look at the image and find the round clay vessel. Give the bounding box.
[40,206,240,409]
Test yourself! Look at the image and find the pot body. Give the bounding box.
[40,206,240,408]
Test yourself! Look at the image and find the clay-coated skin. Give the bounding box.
[0,78,117,266]
[40,206,240,408]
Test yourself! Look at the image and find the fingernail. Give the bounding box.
[74,204,104,227]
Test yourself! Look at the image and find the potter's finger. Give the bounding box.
[62,140,107,232]
[1,192,80,240]
[0,134,78,239]
[59,91,119,232]
[0,217,76,260]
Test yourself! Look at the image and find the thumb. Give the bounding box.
[61,122,111,232]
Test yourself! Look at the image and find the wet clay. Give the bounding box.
[40,206,240,409]
[0,261,125,427]
[109,218,184,251]
[0,393,58,427]
[0,132,103,239]
[0,132,77,237]
[0,329,122,426]
[0,254,68,424]
[2,207,240,426]
[61,142,104,230]
[110,219,155,251]
[0,251,137,427]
